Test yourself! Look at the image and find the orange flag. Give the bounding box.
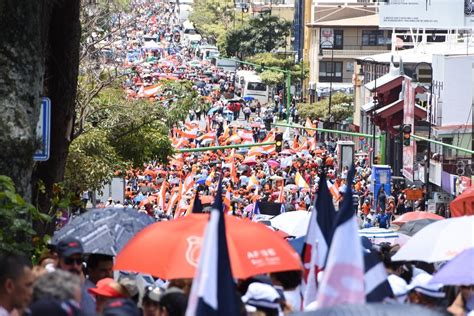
[305,117,316,136]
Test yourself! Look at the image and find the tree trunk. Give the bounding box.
[32,0,81,235]
[0,0,46,201]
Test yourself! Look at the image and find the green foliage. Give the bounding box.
[297,92,354,123]
[247,52,294,69]
[0,176,50,254]
[189,0,236,49]
[65,129,119,194]
[259,70,284,86]
[224,15,291,59]
[245,53,309,85]
[66,79,206,194]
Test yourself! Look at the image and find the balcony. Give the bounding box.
[320,48,391,59]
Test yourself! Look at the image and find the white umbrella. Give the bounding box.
[270,211,311,238]
[358,227,399,245]
[392,216,474,262]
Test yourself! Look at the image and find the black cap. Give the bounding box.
[102,298,140,316]
[56,237,84,258]
[29,299,82,316]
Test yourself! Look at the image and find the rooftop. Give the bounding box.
[308,14,379,27]
[356,41,474,64]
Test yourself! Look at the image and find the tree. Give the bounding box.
[297,92,354,123]
[245,53,308,88]
[63,79,204,196]
[259,70,285,86]
[32,0,135,225]
[189,0,235,49]
[224,15,291,59]
[0,1,46,201]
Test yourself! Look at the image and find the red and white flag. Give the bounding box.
[302,175,335,308]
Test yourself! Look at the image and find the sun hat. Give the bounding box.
[88,278,129,298]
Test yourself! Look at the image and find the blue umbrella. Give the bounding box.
[430,248,474,286]
[133,195,146,203]
[243,96,255,102]
[52,208,154,256]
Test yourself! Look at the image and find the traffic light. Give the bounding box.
[402,124,412,146]
[241,4,249,13]
[275,133,283,153]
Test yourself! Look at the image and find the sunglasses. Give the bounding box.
[64,257,83,265]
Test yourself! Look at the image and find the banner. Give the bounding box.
[320,28,334,48]
[402,78,415,182]
[371,165,392,211]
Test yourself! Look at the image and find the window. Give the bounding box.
[334,30,344,49]
[319,61,343,82]
[362,30,386,46]
[320,29,343,49]
[443,137,453,158]
[247,82,267,91]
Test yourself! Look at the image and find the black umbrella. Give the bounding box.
[195,80,206,88]
[292,303,446,316]
[398,219,438,236]
[51,208,154,256]
[238,165,250,172]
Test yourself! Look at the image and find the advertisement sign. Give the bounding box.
[320,28,334,48]
[402,79,415,182]
[371,165,392,211]
[379,0,465,29]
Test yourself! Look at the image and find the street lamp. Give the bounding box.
[319,40,334,131]
[413,62,433,206]
[359,57,378,165]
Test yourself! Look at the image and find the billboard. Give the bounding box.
[402,78,415,182]
[379,0,466,29]
[320,28,334,48]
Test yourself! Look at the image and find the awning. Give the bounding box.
[365,74,406,93]
[361,100,376,112]
[375,99,404,117]
[375,100,427,119]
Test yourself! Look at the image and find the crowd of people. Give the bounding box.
[2,1,471,316]
[2,234,473,315]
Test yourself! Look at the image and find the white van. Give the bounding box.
[235,70,257,95]
[197,45,219,60]
[242,74,269,105]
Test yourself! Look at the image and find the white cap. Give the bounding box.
[407,273,445,298]
[242,282,281,311]
[388,274,407,303]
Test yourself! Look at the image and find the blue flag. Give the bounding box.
[192,190,204,214]
[361,237,394,302]
[315,172,337,248]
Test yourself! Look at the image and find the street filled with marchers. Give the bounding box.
[1,0,473,316]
